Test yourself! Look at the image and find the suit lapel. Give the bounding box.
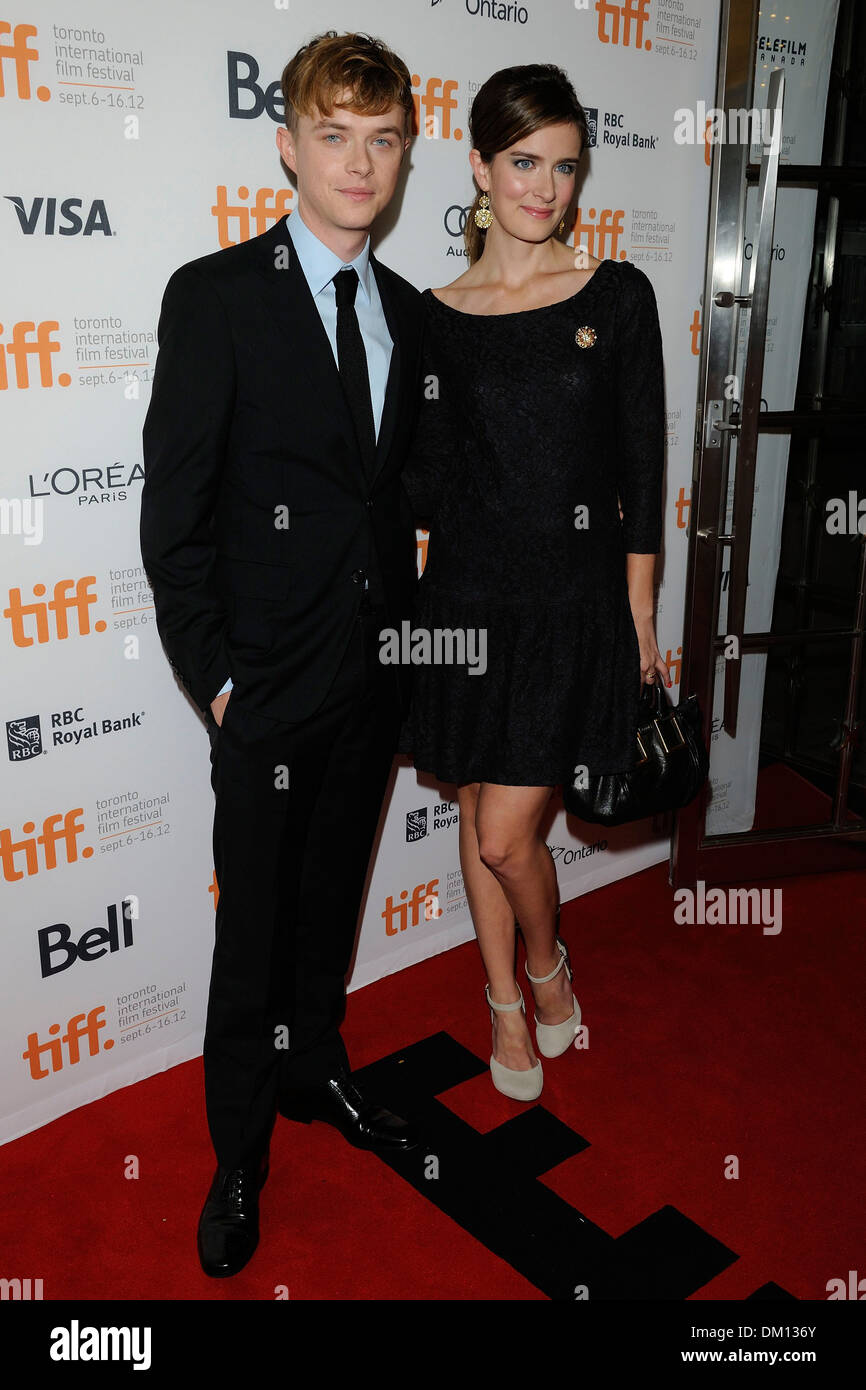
[252,215,404,489]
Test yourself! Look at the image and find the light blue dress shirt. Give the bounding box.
[215,206,393,701]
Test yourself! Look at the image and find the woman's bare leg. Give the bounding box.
[456,781,575,1072]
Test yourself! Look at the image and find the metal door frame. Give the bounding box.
[670,0,866,889]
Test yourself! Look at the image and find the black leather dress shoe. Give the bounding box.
[279,1072,419,1152]
[197,1154,268,1278]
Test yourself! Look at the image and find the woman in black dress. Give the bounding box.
[400,64,670,1101]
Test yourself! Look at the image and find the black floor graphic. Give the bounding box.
[351,1033,797,1302]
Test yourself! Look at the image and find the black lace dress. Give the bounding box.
[398,258,665,787]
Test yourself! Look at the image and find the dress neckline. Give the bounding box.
[424,258,615,319]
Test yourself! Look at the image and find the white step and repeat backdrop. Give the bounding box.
[1,0,720,1145]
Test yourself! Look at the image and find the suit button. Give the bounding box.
[365,500,373,509]
[351,569,366,584]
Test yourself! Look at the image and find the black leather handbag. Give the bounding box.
[562,679,710,827]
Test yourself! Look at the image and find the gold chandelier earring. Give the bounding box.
[558,218,566,234]
[474,192,493,229]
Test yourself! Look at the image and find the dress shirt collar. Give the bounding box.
[285,203,373,303]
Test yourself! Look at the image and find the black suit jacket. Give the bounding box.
[140,213,425,723]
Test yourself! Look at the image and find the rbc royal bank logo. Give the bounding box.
[406,808,428,843]
[6,714,42,760]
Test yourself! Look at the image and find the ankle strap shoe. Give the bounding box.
[525,936,582,1058]
[485,984,543,1101]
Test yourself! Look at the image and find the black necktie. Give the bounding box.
[333,266,376,473]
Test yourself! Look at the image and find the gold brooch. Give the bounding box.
[575,326,597,348]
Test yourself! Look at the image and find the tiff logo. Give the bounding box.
[3,577,106,645]
[0,808,92,881]
[572,206,625,260]
[595,0,653,50]
[382,880,442,935]
[412,75,460,140]
[0,320,69,388]
[0,21,49,100]
[211,185,293,247]
[22,1006,113,1079]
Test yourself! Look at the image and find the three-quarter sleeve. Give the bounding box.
[400,314,458,528]
[613,264,665,554]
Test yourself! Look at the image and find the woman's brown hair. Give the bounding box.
[465,64,589,264]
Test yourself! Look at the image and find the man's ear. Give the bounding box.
[277,125,297,173]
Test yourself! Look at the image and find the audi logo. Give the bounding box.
[444,204,474,237]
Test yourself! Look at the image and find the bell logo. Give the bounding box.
[21,1006,113,1079]
[0,809,92,882]
[0,22,50,101]
[38,899,135,978]
[596,0,653,51]
[0,321,68,388]
[3,577,105,645]
[382,879,442,935]
[227,50,285,121]
[211,185,293,248]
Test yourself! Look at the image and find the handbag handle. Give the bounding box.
[638,677,668,718]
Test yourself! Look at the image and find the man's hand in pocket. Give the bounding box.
[211,691,231,727]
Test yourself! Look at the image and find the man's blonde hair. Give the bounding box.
[281,30,416,138]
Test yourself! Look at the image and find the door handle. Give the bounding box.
[723,66,785,737]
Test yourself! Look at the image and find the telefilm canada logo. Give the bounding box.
[757,32,808,68]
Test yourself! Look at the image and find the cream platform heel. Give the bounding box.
[525,936,581,1058]
[485,984,543,1101]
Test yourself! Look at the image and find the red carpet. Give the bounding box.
[1,859,864,1301]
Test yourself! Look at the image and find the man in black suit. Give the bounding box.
[140,31,424,1277]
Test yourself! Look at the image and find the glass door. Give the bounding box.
[671,0,866,888]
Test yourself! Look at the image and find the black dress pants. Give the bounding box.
[202,604,402,1171]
